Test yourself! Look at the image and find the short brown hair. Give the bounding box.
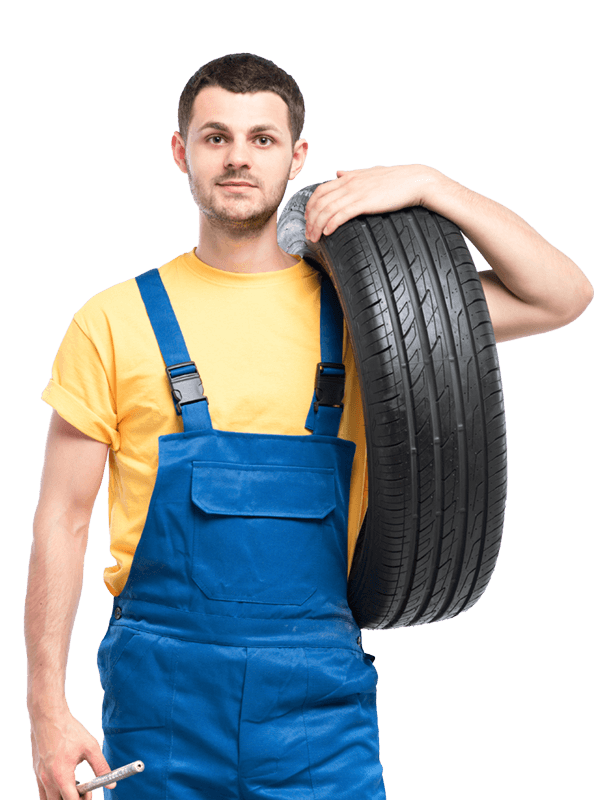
[178,53,305,145]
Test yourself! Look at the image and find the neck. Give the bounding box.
[195,213,298,274]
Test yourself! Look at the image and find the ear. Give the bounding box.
[289,139,308,181]
[172,132,188,174]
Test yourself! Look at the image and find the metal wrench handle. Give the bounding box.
[76,760,145,794]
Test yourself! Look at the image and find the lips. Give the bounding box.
[218,181,256,188]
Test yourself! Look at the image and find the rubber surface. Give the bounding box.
[278,185,508,629]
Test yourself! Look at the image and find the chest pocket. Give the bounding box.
[191,461,336,605]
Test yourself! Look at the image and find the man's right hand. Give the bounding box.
[30,710,116,800]
[26,412,111,799]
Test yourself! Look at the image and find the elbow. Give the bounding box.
[582,275,594,308]
[562,274,594,325]
[532,273,594,338]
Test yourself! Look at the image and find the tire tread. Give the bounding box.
[278,189,507,628]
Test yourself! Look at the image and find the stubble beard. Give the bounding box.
[186,157,290,239]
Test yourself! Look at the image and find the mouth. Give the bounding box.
[217,181,257,189]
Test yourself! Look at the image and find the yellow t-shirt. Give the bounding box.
[42,249,368,596]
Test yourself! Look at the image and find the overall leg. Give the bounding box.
[238,647,386,800]
[99,627,177,799]
[99,629,247,799]
[168,640,247,800]
[302,648,386,799]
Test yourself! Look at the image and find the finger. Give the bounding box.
[84,741,113,777]
[79,781,117,796]
[305,170,366,239]
[308,193,364,241]
[35,775,48,800]
[305,184,355,240]
[304,176,347,218]
[84,745,117,790]
[39,767,75,800]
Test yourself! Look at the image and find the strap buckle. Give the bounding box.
[313,361,345,412]
[165,361,208,415]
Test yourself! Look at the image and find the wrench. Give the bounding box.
[75,760,144,795]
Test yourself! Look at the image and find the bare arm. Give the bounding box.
[417,174,594,342]
[304,165,594,343]
[26,410,114,800]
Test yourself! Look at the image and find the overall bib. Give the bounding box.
[97,268,386,799]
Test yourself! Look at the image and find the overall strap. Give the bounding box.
[136,269,212,432]
[305,274,346,437]
[136,267,345,437]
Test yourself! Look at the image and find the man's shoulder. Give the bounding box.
[73,253,187,333]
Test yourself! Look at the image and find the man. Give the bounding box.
[26,53,593,800]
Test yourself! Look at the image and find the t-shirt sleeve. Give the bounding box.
[42,316,120,450]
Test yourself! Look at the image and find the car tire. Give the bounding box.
[278,185,507,628]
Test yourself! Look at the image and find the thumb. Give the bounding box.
[84,744,117,791]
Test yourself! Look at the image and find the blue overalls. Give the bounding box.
[97,268,386,799]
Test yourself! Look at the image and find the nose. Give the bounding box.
[224,136,252,172]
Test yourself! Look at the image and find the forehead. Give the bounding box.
[189,86,291,138]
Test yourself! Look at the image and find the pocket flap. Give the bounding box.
[192,461,336,519]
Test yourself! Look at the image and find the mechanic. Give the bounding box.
[26,53,593,800]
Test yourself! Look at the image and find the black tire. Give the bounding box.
[277,185,507,629]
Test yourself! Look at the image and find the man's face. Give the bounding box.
[174,87,307,234]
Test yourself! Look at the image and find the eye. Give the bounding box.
[255,136,273,146]
[207,135,225,144]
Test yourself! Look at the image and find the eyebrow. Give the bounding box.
[197,121,284,137]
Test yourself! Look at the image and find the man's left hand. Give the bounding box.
[302,163,593,343]
[304,165,441,243]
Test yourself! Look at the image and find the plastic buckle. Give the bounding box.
[313,361,345,412]
[165,361,208,415]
